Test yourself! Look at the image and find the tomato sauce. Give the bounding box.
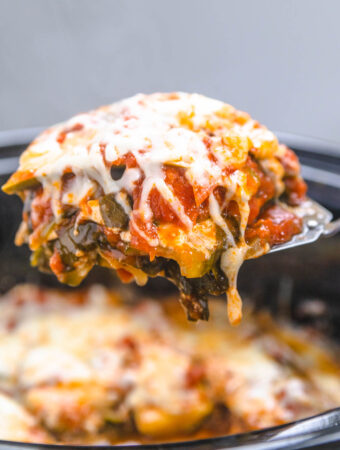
[277,146,307,206]
[246,158,275,224]
[284,177,307,206]
[56,123,84,144]
[30,189,53,230]
[149,167,199,225]
[245,205,302,247]
[130,211,158,258]
[49,248,65,275]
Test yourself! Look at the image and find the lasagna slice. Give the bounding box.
[3,93,307,324]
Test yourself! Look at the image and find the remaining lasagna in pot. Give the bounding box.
[2,93,307,324]
[0,284,338,445]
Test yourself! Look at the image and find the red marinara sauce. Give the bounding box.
[245,204,302,247]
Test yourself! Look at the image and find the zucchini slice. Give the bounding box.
[2,171,40,194]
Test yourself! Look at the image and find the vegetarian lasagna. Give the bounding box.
[0,284,338,445]
[2,93,307,324]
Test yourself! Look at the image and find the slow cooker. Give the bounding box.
[0,129,339,450]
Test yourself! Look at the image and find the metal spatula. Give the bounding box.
[270,198,340,253]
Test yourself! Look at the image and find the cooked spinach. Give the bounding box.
[99,194,129,229]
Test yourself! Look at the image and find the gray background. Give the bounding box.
[1,0,340,143]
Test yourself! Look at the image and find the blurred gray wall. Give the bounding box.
[1,0,340,142]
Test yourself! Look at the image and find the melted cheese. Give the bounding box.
[221,244,248,325]
[0,393,49,443]
[14,93,279,222]
[0,284,338,444]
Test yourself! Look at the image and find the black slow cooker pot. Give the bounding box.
[0,129,339,450]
